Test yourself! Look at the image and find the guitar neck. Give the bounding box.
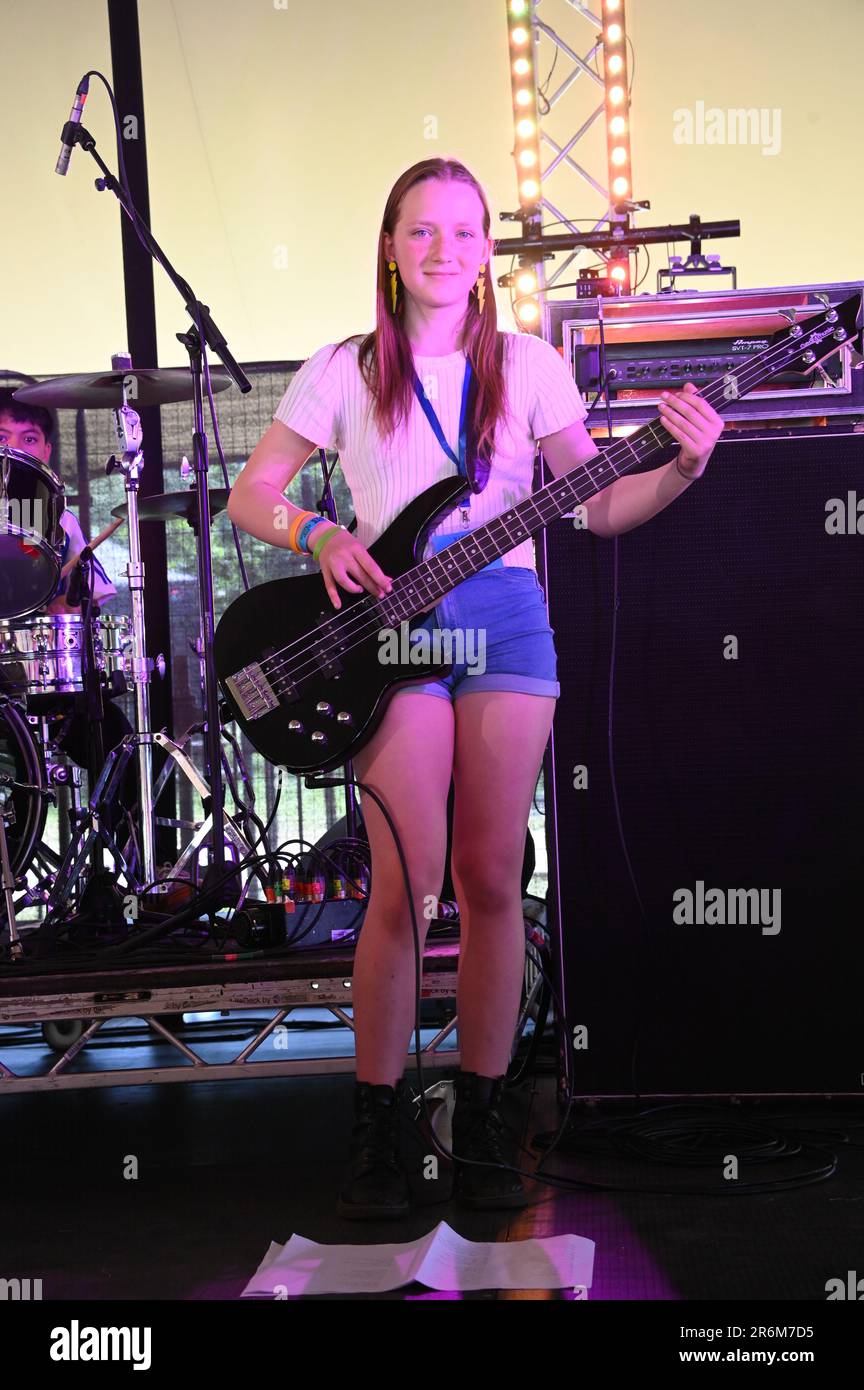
[393,366,733,610]
[382,292,858,615]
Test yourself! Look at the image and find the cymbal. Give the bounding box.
[15,367,233,410]
[110,490,230,525]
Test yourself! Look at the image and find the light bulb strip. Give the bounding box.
[601,0,632,291]
[507,0,543,326]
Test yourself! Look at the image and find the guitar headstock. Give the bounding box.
[770,292,862,378]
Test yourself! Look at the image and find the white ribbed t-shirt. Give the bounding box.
[272,330,588,571]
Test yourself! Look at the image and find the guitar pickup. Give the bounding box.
[313,614,344,678]
[225,663,280,720]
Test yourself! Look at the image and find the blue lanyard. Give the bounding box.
[412,357,473,511]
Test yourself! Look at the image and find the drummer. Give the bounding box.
[0,388,138,843]
[0,389,117,613]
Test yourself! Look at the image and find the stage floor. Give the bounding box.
[1,1034,860,1300]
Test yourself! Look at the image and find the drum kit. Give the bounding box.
[0,359,257,957]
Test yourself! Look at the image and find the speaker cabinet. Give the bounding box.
[539,432,864,1096]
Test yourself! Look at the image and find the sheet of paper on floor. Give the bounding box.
[241,1221,595,1296]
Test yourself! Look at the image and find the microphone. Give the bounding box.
[67,546,91,607]
[66,563,83,608]
[55,75,90,177]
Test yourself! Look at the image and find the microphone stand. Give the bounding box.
[66,117,250,899]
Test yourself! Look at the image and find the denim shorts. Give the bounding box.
[391,564,560,702]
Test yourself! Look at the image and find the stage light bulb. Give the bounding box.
[510,0,528,14]
[515,89,532,107]
[520,177,540,199]
[511,26,529,45]
[513,57,531,76]
[606,0,621,11]
[607,53,624,74]
[516,117,536,138]
[608,85,625,104]
[610,263,627,281]
[606,23,622,42]
[518,300,540,324]
[517,271,537,293]
[518,148,538,167]
[612,175,629,196]
[609,115,626,136]
[611,145,628,165]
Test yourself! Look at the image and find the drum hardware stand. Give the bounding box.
[57,546,133,925]
[73,552,105,835]
[145,725,256,890]
[0,779,25,958]
[39,733,140,925]
[0,761,58,956]
[11,717,83,914]
[40,716,256,920]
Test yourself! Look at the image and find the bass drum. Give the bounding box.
[0,699,47,881]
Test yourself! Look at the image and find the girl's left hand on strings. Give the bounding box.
[658,381,724,479]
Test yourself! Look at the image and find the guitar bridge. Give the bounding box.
[225,662,280,720]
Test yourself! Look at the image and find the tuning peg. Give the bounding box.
[778,308,803,337]
[815,363,839,389]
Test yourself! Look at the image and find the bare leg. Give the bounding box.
[350,691,455,1086]
[450,691,557,1077]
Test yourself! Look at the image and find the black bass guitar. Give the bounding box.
[214,295,861,773]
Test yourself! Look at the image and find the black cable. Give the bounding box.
[532,1102,840,1196]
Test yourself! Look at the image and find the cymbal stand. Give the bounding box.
[105,361,163,890]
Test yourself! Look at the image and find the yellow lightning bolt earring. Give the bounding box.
[388,260,398,313]
[476,263,486,314]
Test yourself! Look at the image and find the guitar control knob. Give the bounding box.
[336,712,353,724]
[311,731,327,743]
[288,720,304,733]
[315,702,333,715]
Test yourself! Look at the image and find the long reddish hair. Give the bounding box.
[332,158,508,463]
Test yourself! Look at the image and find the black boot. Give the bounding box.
[336,1079,411,1220]
[451,1069,530,1210]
